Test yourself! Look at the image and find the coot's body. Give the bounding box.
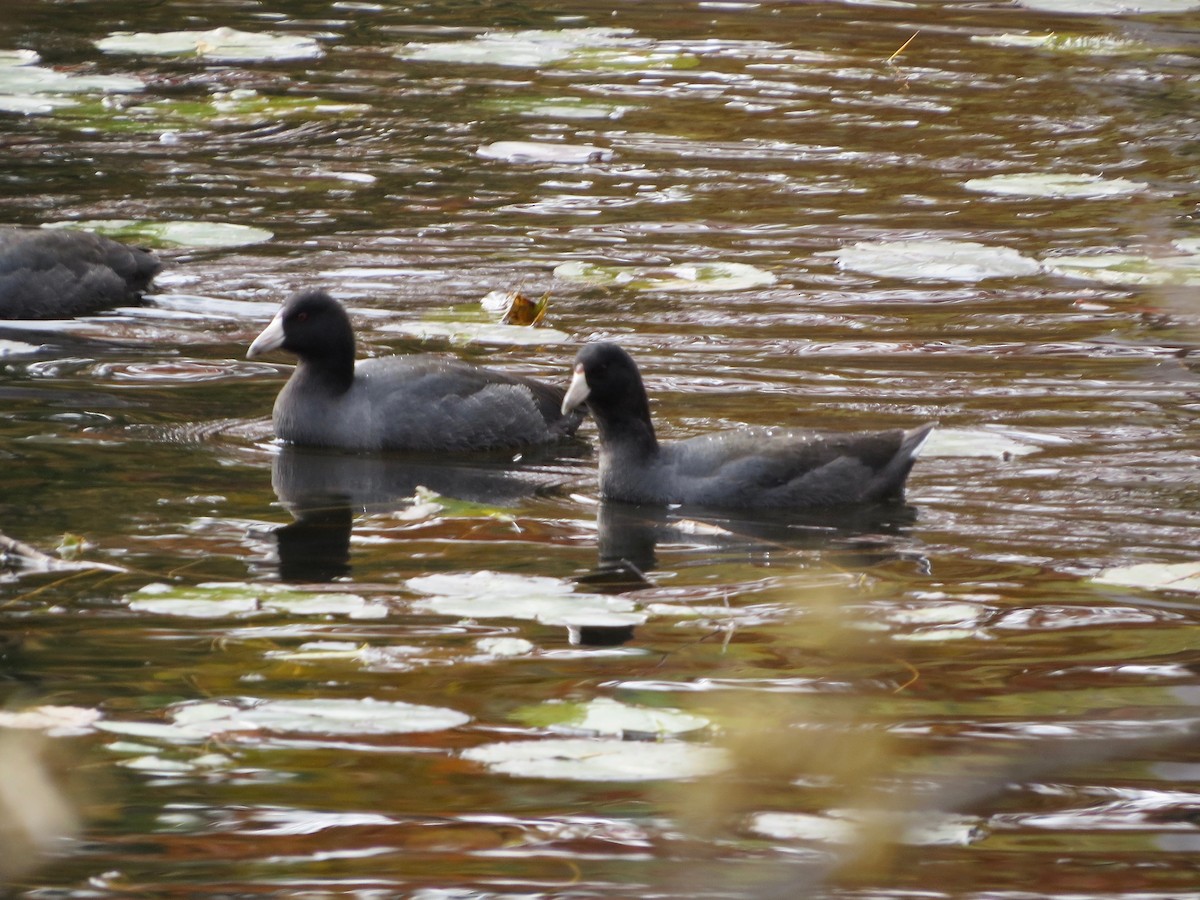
[248,289,582,453]
[0,227,161,319]
[562,342,933,510]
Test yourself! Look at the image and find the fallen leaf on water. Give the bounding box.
[480,288,549,326]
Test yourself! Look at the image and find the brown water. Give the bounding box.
[2,1,1200,897]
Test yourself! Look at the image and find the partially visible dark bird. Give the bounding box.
[0,226,161,319]
[561,341,934,510]
[247,288,583,453]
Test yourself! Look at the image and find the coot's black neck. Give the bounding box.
[296,327,356,395]
[593,384,659,459]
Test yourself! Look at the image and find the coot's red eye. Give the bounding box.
[296,311,309,322]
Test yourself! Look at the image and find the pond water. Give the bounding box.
[2,0,1200,896]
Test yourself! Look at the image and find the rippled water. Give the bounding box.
[2,1,1200,897]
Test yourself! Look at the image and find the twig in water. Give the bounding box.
[887,30,920,64]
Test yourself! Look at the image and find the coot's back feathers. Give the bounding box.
[0,227,161,319]
[562,341,933,510]
[247,288,582,453]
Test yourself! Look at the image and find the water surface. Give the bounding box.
[2,1,1199,897]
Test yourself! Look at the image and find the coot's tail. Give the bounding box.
[870,421,937,502]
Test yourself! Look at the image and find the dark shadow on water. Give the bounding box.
[270,443,581,582]
[583,499,925,588]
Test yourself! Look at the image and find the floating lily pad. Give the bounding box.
[96,27,324,62]
[964,173,1148,199]
[477,141,613,164]
[554,260,776,292]
[44,219,272,249]
[0,50,143,115]
[475,637,536,657]
[0,338,40,357]
[407,571,645,627]
[381,319,572,346]
[52,90,369,134]
[395,486,517,523]
[397,27,696,71]
[921,428,1041,459]
[513,697,710,738]
[117,751,232,777]
[462,737,727,781]
[0,50,38,67]
[971,32,1153,55]
[1092,561,1200,595]
[1042,239,1200,286]
[0,705,102,737]
[127,581,388,619]
[264,641,368,662]
[151,89,368,124]
[751,810,981,846]
[481,96,633,120]
[1018,0,1200,12]
[100,697,469,745]
[827,240,1041,282]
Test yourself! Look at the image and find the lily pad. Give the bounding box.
[971,32,1153,55]
[127,581,388,619]
[827,240,1041,282]
[474,637,536,657]
[751,810,981,846]
[95,27,324,62]
[920,428,1042,459]
[477,141,612,164]
[1092,561,1200,595]
[0,338,40,357]
[1042,240,1200,286]
[0,50,143,115]
[407,571,645,627]
[397,27,695,71]
[513,697,710,738]
[396,486,517,523]
[0,50,39,67]
[264,641,368,662]
[554,260,776,292]
[100,697,469,744]
[379,320,571,346]
[0,705,102,737]
[964,173,1148,199]
[462,737,727,781]
[43,219,272,249]
[481,96,632,120]
[150,89,368,124]
[1018,0,1200,12]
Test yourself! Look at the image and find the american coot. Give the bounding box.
[247,288,584,453]
[0,227,161,319]
[561,342,935,509]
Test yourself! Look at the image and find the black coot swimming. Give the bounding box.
[247,288,583,453]
[561,341,934,509]
[0,227,161,319]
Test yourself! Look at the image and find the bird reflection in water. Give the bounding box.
[270,444,569,583]
[582,499,925,586]
[269,445,927,649]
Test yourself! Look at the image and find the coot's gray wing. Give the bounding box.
[359,357,581,452]
[653,425,933,508]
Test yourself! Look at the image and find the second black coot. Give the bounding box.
[247,288,583,453]
[0,227,161,319]
[561,341,934,509]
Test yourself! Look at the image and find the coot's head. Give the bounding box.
[561,342,651,425]
[247,289,355,364]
